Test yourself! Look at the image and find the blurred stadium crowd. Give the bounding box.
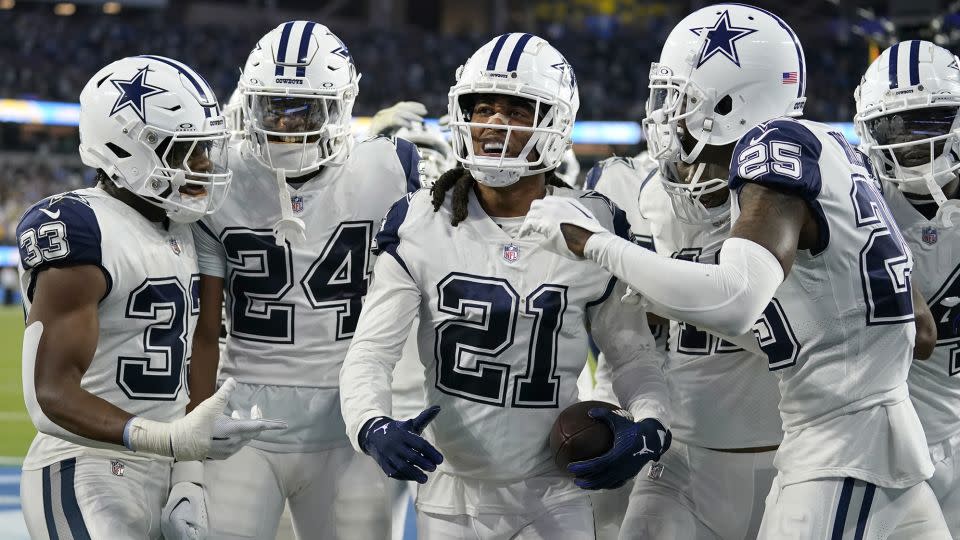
[0,2,938,244]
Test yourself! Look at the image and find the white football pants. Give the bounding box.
[206,444,390,539]
[416,497,594,540]
[759,474,951,539]
[928,431,960,539]
[21,455,170,540]
[620,440,777,539]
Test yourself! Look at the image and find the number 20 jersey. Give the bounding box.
[883,185,960,446]
[18,188,197,469]
[730,118,932,487]
[194,137,419,451]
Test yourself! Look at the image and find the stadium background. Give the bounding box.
[0,0,956,537]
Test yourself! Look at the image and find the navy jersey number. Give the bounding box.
[752,299,801,370]
[435,274,566,408]
[927,265,960,376]
[117,278,189,400]
[222,225,373,344]
[301,222,373,340]
[222,230,295,343]
[850,175,914,325]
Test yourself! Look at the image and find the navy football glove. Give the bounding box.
[360,406,443,484]
[568,408,671,490]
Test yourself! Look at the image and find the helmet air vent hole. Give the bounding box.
[714,95,733,115]
[105,142,131,159]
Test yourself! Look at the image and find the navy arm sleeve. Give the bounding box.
[16,193,110,301]
[394,137,422,193]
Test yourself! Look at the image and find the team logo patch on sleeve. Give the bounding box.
[502,243,520,263]
[922,226,938,245]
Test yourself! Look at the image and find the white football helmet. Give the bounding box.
[854,40,960,214]
[644,4,806,223]
[395,122,455,188]
[223,88,245,141]
[239,21,359,175]
[78,55,232,223]
[448,33,579,187]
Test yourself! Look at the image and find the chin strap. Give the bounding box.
[272,168,306,247]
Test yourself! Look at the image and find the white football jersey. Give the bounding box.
[883,186,960,446]
[730,118,931,487]
[590,157,783,449]
[373,186,633,481]
[194,136,419,450]
[18,187,197,469]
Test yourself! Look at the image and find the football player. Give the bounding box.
[585,145,783,539]
[855,39,960,536]
[188,21,421,539]
[522,4,950,538]
[340,33,671,539]
[17,55,282,540]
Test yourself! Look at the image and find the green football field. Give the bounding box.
[0,306,30,460]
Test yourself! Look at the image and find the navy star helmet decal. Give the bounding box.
[109,66,167,123]
[689,10,757,69]
[551,59,577,94]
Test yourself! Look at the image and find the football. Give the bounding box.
[549,400,620,470]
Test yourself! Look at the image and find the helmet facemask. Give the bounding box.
[860,105,960,203]
[243,88,356,175]
[645,65,731,225]
[450,89,572,188]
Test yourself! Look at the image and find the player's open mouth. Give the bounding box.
[179,185,207,197]
[479,140,514,157]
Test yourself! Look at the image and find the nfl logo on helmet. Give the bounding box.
[502,243,520,263]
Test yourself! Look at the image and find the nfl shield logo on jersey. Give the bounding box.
[168,238,182,255]
[503,243,520,263]
[291,195,304,214]
[111,460,125,477]
[922,226,938,245]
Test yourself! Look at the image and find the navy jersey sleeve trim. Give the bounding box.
[584,163,603,190]
[196,220,220,243]
[17,194,113,302]
[394,137,422,193]
[373,193,414,278]
[586,275,618,313]
[579,191,631,240]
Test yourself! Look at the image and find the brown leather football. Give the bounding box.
[549,400,619,470]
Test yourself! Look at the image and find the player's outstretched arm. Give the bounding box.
[340,253,423,451]
[188,273,225,411]
[912,287,936,360]
[24,265,131,446]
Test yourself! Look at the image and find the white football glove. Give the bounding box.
[520,196,609,260]
[368,101,427,137]
[161,462,208,540]
[208,404,287,460]
[124,378,287,461]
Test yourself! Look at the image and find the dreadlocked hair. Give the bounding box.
[430,165,571,226]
